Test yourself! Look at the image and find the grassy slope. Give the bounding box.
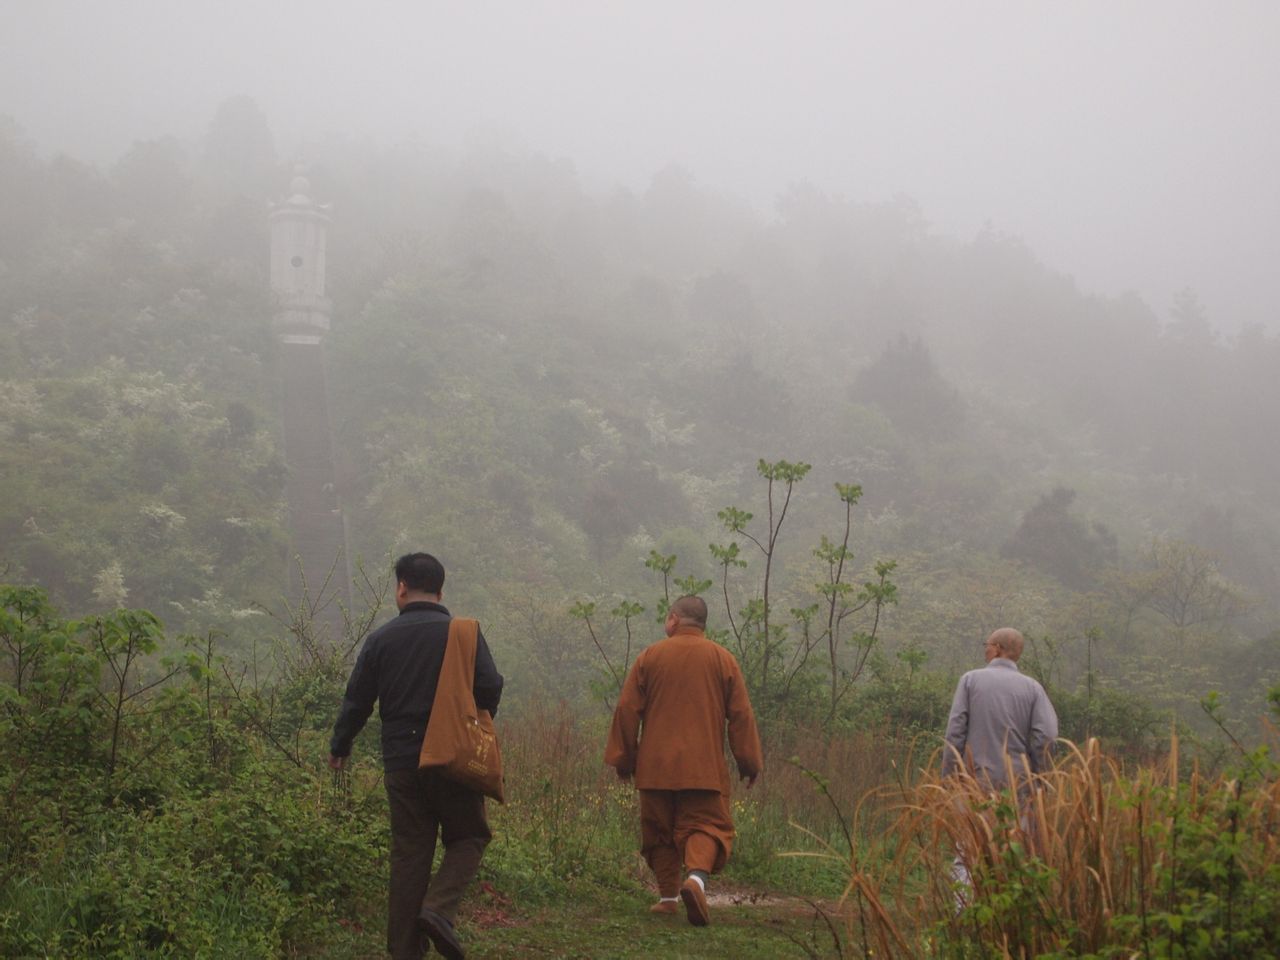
[312,885,834,959]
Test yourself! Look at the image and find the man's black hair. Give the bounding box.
[394,552,446,595]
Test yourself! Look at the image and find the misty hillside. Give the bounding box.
[2,100,1278,728]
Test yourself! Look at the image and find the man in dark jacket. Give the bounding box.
[329,552,503,960]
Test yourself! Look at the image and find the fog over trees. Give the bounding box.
[3,7,1280,955]
[2,2,1278,729]
[5,1,1278,332]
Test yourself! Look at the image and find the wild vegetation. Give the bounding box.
[2,98,1279,955]
[4,583,1277,957]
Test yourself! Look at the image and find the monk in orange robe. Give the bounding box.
[605,595,764,926]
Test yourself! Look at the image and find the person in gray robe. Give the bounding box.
[941,627,1058,907]
[942,627,1058,788]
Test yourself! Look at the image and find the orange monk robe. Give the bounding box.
[605,625,764,795]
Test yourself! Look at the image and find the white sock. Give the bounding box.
[688,874,705,891]
[659,896,678,903]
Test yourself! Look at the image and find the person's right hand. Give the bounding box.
[328,754,348,771]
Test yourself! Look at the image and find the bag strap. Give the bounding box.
[444,617,480,692]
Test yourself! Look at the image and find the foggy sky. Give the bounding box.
[3,0,1277,332]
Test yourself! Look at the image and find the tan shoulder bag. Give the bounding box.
[417,617,505,803]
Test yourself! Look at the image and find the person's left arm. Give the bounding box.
[725,656,763,786]
[1028,683,1059,774]
[473,626,504,717]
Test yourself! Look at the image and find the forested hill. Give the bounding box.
[2,99,1277,726]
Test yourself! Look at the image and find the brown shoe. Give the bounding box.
[649,900,678,915]
[680,878,710,927]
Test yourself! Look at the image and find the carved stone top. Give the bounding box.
[271,164,331,222]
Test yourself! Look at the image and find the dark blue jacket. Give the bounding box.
[330,601,504,771]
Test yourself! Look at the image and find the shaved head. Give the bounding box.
[669,595,708,628]
[986,627,1025,661]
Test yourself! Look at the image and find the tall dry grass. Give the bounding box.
[758,724,903,828]
[489,708,906,900]
[801,735,1280,958]
[488,701,648,897]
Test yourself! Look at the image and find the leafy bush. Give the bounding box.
[0,585,384,957]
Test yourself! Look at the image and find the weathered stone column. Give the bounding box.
[270,169,349,640]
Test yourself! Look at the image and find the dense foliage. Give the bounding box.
[0,585,841,956]
[0,585,384,955]
[2,97,1279,954]
[3,100,1277,728]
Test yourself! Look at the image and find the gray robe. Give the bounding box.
[942,657,1058,787]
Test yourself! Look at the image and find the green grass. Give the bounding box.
[468,899,830,959]
[310,884,839,959]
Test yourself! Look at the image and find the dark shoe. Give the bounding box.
[680,878,710,927]
[419,907,465,960]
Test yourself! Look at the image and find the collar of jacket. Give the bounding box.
[669,625,706,639]
[987,657,1020,671]
[399,600,450,616]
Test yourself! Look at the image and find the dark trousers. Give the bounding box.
[384,767,492,960]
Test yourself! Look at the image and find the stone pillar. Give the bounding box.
[270,169,349,640]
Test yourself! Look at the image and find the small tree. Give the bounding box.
[1143,538,1245,637]
[576,460,898,729]
[84,608,176,790]
[1004,486,1118,591]
[712,463,897,724]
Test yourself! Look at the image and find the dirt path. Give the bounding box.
[453,884,842,959]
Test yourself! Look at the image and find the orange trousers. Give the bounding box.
[639,789,735,897]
